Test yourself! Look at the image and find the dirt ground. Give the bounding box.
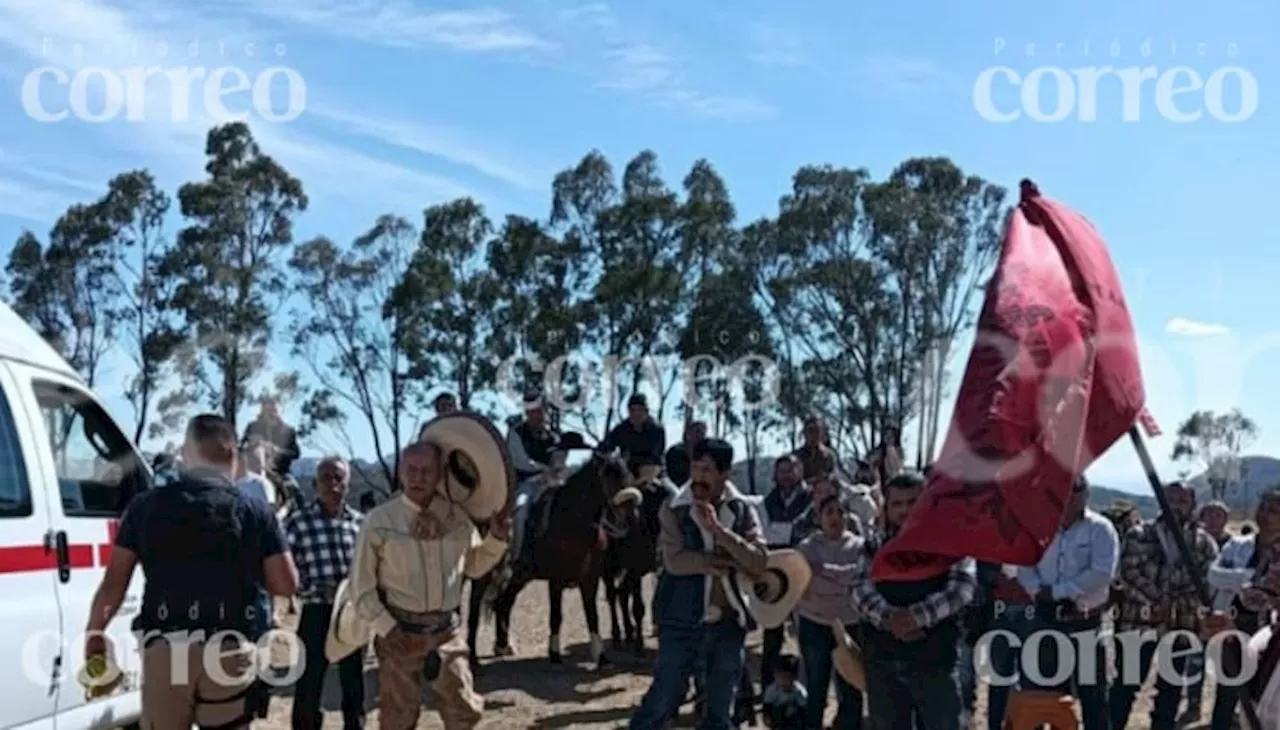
[259,583,1222,730]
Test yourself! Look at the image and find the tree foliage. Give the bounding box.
[6,122,1013,475]
[161,122,308,430]
[1171,408,1259,500]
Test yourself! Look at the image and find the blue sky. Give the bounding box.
[0,0,1275,493]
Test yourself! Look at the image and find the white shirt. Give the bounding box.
[1018,508,1119,613]
[236,473,275,506]
[1208,535,1258,611]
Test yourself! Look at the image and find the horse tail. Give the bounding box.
[478,550,514,618]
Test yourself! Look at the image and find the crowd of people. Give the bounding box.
[79,391,1279,730]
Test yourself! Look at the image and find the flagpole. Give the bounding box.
[1129,426,1262,730]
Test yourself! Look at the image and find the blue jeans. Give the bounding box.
[630,621,747,730]
[511,476,542,556]
[864,654,963,730]
[797,617,863,730]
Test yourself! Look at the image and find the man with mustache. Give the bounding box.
[1110,481,1218,730]
[851,472,975,730]
[1204,491,1280,730]
[629,438,768,730]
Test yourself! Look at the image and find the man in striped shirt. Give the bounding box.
[284,456,366,730]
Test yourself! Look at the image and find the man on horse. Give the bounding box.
[603,393,666,477]
[242,395,301,479]
[507,394,564,562]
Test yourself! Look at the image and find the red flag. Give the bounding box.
[871,180,1147,581]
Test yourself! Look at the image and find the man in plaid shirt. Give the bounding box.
[284,456,366,730]
[851,472,976,730]
[1109,481,1218,730]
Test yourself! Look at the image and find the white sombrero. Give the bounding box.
[725,549,811,629]
[324,579,370,662]
[831,620,866,691]
[419,411,515,522]
[636,464,662,484]
[611,486,644,506]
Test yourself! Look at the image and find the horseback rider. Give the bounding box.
[603,393,666,477]
[507,394,564,560]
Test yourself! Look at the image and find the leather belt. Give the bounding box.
[384,601,459,635]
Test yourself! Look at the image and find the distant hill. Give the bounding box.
[1186,455,1280,513]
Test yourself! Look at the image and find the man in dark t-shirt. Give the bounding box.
[85,414,299,730]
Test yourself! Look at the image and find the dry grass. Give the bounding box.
[258,581,1235,730]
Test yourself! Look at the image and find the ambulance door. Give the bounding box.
[0,363,62,726]
[12,367,151,717]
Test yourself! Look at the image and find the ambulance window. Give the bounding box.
[0,385,33,517]
[31,380,148,518]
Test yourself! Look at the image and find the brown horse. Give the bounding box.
[472,447,630,668]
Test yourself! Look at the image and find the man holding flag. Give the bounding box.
[867,179,1259,727]
[851,472,976,730]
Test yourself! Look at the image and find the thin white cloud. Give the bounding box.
[744,23,806,68]
[558,3,775,122]
[1165,317,1231,337]
[0,0,514,212]
[217,0,553,53]
[0,177,81,223]
[309,106,544,191]
[862,55,946,93]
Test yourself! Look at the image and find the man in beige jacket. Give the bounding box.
[348,441,511,730]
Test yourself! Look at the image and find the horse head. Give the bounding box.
[585,446,632,502]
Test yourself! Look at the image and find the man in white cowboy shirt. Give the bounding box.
[345,431,511,730]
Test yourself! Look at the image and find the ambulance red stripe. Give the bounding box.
[0,544,95,574]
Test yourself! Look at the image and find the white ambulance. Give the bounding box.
[0,302,148,730]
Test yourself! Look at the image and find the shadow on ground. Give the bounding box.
[265,640,633,712]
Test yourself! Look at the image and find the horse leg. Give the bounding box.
[627,575,646,657]
[604,570,624,650]
[492,575,525,657]
[466,577,483,665]
[579,576,607,669]
[548,580,564,664]
[617,572,635,651]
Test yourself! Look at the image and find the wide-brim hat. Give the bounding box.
[611,486,644,506]
[636,464,662,484]
[324,579,370,662]
[420,411,514,522]
[727,549,811,629]
[831,620,866,691]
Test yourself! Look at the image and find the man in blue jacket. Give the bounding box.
[630,438,768,730]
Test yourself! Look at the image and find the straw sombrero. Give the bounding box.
[419,411,514,522]
[725,549,811,629]
[831,620,866,691]
[324,579,370,662]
